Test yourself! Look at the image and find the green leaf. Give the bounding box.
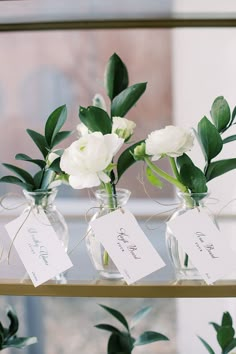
[117,140,144,182]
[223,338,236,354]
[0,330,3,350]
[49,157,62,173]
[0,176,33,190]
[107,333,134,354]
[145,167,163,188]
[198,336,215,354]
[130,307,152,329]
[176,153,193,170]
[15,153,46,168]
[217,326,235,350]
[99,305,129,332]
[33,170,44,189]
[197,117,223,162]
[2,163,35,185]
[206,158,236,181]
[79,106,112,134]
[44,105,67,146]
[230,105,236,125]
[95,324,121,334]
[27,129,49,158]
[177,157,208,194]
[3,336,37,349]
[210,96,231,132]
[104,53,129,100]
[7,308,18,338]
[0,322,5,338]
[222,312,233,327]
[134,331,169,346]
[111,82,147,117]
[209,322,220,333]
[223,135,236,144]
[51,130,73,147]
[39,169,55,190]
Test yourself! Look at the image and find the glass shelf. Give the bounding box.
[1,0,236,31]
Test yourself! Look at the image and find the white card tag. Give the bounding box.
[90,208,165,284]
[167,209,236,284]
[5,208,73,287]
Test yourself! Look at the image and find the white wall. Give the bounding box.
[173,26,236,354]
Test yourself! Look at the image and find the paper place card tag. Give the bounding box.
[90,208,165,285]
[167,209,236,284]
[5,208,73,287]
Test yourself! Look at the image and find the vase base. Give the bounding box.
[99,271,123,280]
[175,269,203,282]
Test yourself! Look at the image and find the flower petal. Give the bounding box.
[69,172,101,189]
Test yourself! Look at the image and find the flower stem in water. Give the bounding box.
[103,183,115,266]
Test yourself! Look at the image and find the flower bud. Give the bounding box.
[112,117,136,141]
[133,142,147,160]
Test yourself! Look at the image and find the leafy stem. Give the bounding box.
[169,157,182,181]
[102,182,117,266]
[144,157,188,193]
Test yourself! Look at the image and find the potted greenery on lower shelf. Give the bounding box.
[0,307,37,351]
[198,311,236,354]
[95,304,169,353]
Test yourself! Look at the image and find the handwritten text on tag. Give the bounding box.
[167,209,236,284]
[91,208,165,284]
[5,208,73,287]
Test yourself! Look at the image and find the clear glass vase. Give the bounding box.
[86,188,131,280]
[23,188,69,282]
[165,192,215,282]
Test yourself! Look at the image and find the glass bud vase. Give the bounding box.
[23,188,69,282]
[165,192,215,282]
[86,188,131,280]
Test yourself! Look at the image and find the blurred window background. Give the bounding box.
[1,1,236,354]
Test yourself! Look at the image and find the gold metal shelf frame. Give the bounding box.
[1,280,236,298]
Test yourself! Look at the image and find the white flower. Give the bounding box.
[76,122,89,136]
[112,116,136,141]
[146,125,194,161]
[60,132,124,189]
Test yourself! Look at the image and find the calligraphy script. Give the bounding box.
[194,231,219,259]
[27,227,49,265]
[117,227,141,259]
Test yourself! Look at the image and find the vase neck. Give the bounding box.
[23,189,58,208]
[95,188,130,210]
[177,192,209,209]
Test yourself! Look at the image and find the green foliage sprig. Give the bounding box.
[78,53,147,187]
[95,304,169,354]
[0,105,72,192]
[198,311,236,354]
[0,307,37,351]
[179,96,236,192]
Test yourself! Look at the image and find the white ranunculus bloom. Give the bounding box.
[146,125,194,161]
[112,116,136,141]
[60,132,124,189]
[76,122,89,136]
